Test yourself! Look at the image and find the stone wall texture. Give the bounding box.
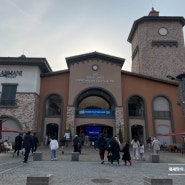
[0,93,39,130]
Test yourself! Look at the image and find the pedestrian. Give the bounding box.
[109,136,120,165]
[13,133,23,157]
[97,133,107,164]
[23,131,34,163]
[147,137,152,150]
[131,136,140,160]
[73,135,80,153]
[121,141,131,166]
[49,136,59,160]
[139,143,144,160]
[152,137,161,154]
[3,140,12,151]
[60,135,66,154]
[32,133,39,152]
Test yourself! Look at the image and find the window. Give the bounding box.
[1,84,17,106]
[45,94,62,116]
[128,96,144,117]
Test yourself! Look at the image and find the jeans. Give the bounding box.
[51,150,56,159]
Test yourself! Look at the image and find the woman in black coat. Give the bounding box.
[121,141,131,165]
[110,136,120,165]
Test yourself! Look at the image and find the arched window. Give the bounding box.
[153,96,170,119]
[128,96,144,117]
[45,95,62,116]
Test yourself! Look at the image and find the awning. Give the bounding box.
[155,132,185,136]
[1,127,19,133]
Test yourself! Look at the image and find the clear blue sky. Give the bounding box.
[1,0,185,71]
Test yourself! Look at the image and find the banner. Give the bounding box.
[78,109,113,116]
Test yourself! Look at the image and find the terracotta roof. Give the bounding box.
[122,70,178,86]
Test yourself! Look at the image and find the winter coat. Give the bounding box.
[14,135,23,150]
[152,139,161,151]
[110,139,120,160]
[23,134,33,149]
[121,143,131,161]
[50,139,59,150]
[97,136,107,150]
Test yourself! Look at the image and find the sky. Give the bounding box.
[1,0,185,72]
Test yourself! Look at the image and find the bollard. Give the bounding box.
[150,154,159,163]
[71,152,79,161]
[33,152,43,161]
[26,174,53,185]
[144,176,173,185]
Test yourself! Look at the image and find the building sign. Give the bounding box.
[0,70,23,78]
[76,73,114,84]
[78,109,113,116]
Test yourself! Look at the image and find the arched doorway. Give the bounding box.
[46,123,58,139]
[76,125,113,145]
[131,125,144,143]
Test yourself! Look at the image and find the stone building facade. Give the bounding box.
[1,9,185,146]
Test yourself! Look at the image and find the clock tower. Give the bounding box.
[128,8,185,80]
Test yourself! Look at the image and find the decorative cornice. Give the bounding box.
[66,51,125,69]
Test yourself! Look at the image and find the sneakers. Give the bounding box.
[101,160,104,164]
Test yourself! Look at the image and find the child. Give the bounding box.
[49,136,59,160]
[139,143,144,160]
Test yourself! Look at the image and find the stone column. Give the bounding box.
[115,106,124,137]
[66,106,75,137]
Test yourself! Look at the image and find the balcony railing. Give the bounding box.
[128,110,144,117]
[153,111,170,119]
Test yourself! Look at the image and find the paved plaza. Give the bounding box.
[0,146,185,185]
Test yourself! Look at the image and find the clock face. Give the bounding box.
[92,64,99,71]
[158,27,168,36]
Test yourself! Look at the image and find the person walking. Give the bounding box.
[131,136,140,160]
[139,143,145,160]
[121,141,131,166]
[97,133,107,164]
[109,136,120,165]
[60,135,66,154]
[23,131,34,163]
[73,135,80,153]
[49,136,59,160]
[152,137,161,154]
[147,137,152,150]
[32,133,39,152]
[13,133,23,157]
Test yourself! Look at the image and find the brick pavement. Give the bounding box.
[0,146,185,185]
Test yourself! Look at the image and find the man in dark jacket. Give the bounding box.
[97,133,107,164]
[13,133,23,157]
[23,131,33,163]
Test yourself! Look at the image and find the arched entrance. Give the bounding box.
[131,125,144,143]
[76,125,113,145]
[46,123,58,139]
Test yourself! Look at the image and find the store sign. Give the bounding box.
[76,73,114,84]
[0,70,22,78]
[78,109,113,116]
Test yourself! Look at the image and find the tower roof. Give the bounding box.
[127,13,185,43]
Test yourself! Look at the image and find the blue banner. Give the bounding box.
[78,109,113,116]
